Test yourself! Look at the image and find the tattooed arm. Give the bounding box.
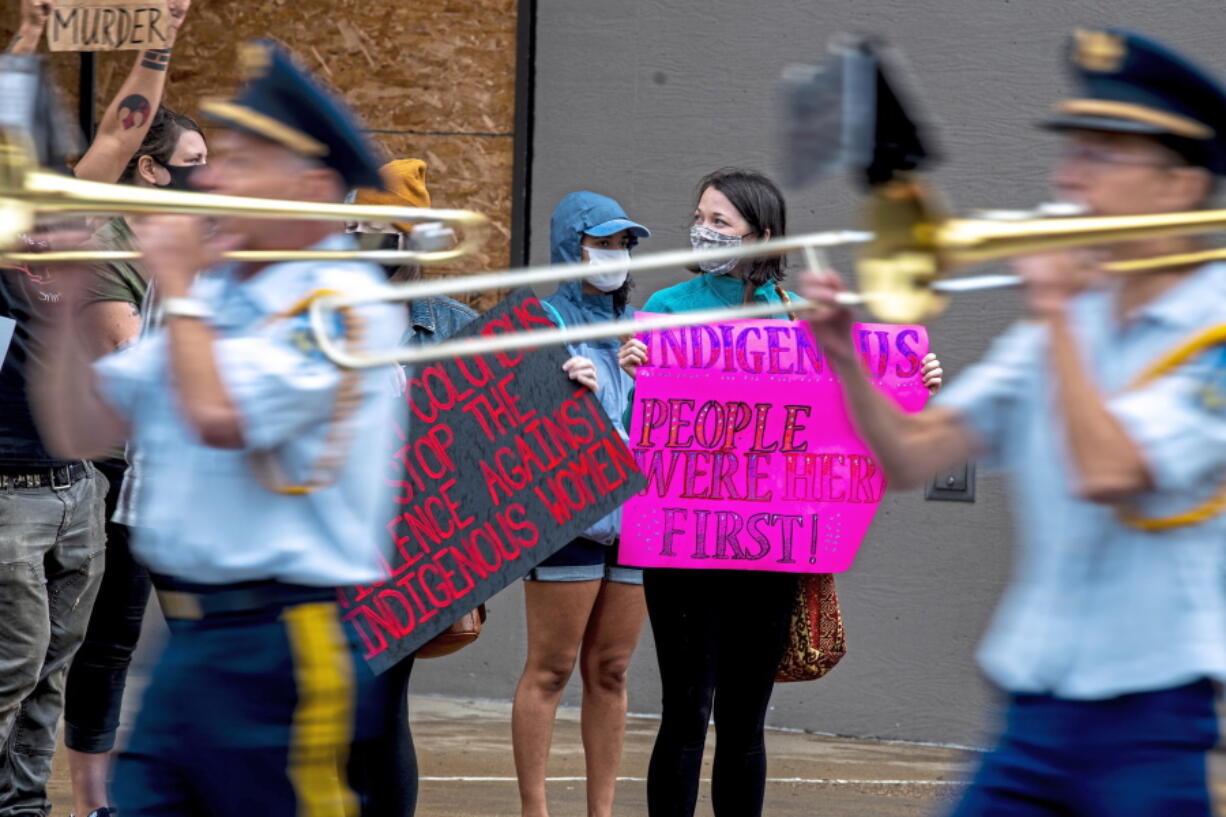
[71,0,191,184]
[6,0,50,56]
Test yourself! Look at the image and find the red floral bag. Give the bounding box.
[775,573,847,682]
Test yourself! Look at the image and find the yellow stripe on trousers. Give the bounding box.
[283,602,360,817]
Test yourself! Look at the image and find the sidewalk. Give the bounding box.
[402,697,970,816]
[50,693,1226,816]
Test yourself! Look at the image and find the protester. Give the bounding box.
[32,40,407,816]
[617,168,940,817]
[0,0,189,812]
[346,157,480,817]
[62,106,206,817]
[71,0,193,185]
[800,28,1226,817]
[0,240,108,817]
[511,191,650,817]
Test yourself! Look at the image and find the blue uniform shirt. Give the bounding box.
[93,234,407,587]
[936,262,1226,699]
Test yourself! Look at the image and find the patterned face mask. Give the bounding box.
[689,224,743,275]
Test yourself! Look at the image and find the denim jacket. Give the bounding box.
[400,296,478,350]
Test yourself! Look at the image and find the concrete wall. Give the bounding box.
[415,0,1226,746]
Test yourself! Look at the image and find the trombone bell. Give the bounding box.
[856,178,949,324]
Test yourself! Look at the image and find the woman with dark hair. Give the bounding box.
[618,169,940,817]
[63,105,207,817]
[511,191,650,817]
[2,4,194,812]
[113,106,208,190]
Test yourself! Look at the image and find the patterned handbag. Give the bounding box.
[775,573,847,682]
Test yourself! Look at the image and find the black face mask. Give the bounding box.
[157,162,198,191]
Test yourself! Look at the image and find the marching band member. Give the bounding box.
[32,41,406,816]
[63,104,207,817]
[801,29,1226,817]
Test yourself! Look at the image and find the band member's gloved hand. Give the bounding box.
[1013,251,1099,319]
[563,355,598,392]
[922,352,943,395]
[797,268,856,365]
[618,337,648,379]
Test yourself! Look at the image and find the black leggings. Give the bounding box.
[64,459,152,753]
[643,568,797,817]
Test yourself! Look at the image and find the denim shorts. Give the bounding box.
[526,537,642,585]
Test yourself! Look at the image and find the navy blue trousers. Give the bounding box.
[113,599,402,817]
[948,679,1219,817]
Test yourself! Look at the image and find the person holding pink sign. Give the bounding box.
[511,191,651,817]
[618,168,940,817]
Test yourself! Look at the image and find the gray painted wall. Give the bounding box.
[413,0,1226,746]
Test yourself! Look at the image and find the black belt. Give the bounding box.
[0,462,90,490]
[154,578,337,620]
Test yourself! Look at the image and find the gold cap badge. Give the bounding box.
[1072,29,1126,73]
[238,42,271,82]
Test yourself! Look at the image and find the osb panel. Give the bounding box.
[0,0,515,311]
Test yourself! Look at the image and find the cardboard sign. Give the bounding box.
[620,317,929,574]
[339,290,646,674]
[48,0,171,52]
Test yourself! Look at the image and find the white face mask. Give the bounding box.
[583,246,631,291]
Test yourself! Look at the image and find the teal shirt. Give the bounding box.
[641,272,796,314]
[624,273,798,427]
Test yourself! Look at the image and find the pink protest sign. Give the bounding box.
[620,317,929,574]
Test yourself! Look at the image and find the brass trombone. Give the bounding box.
[0,141,490,265]
[307,176,1226,368]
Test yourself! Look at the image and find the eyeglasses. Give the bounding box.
[1058,143,1180,171]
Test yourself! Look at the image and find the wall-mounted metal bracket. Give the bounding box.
[925,462,975,502]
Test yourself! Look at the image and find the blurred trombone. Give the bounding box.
[0,141,490,265]
[308,177,1226,368]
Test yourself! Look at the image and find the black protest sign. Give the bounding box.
[340,289,645,674]
[48,0,171,52]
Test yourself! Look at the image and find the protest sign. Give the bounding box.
[340,289,646,674]
[621,318,929,574]
[48,0,171,52]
